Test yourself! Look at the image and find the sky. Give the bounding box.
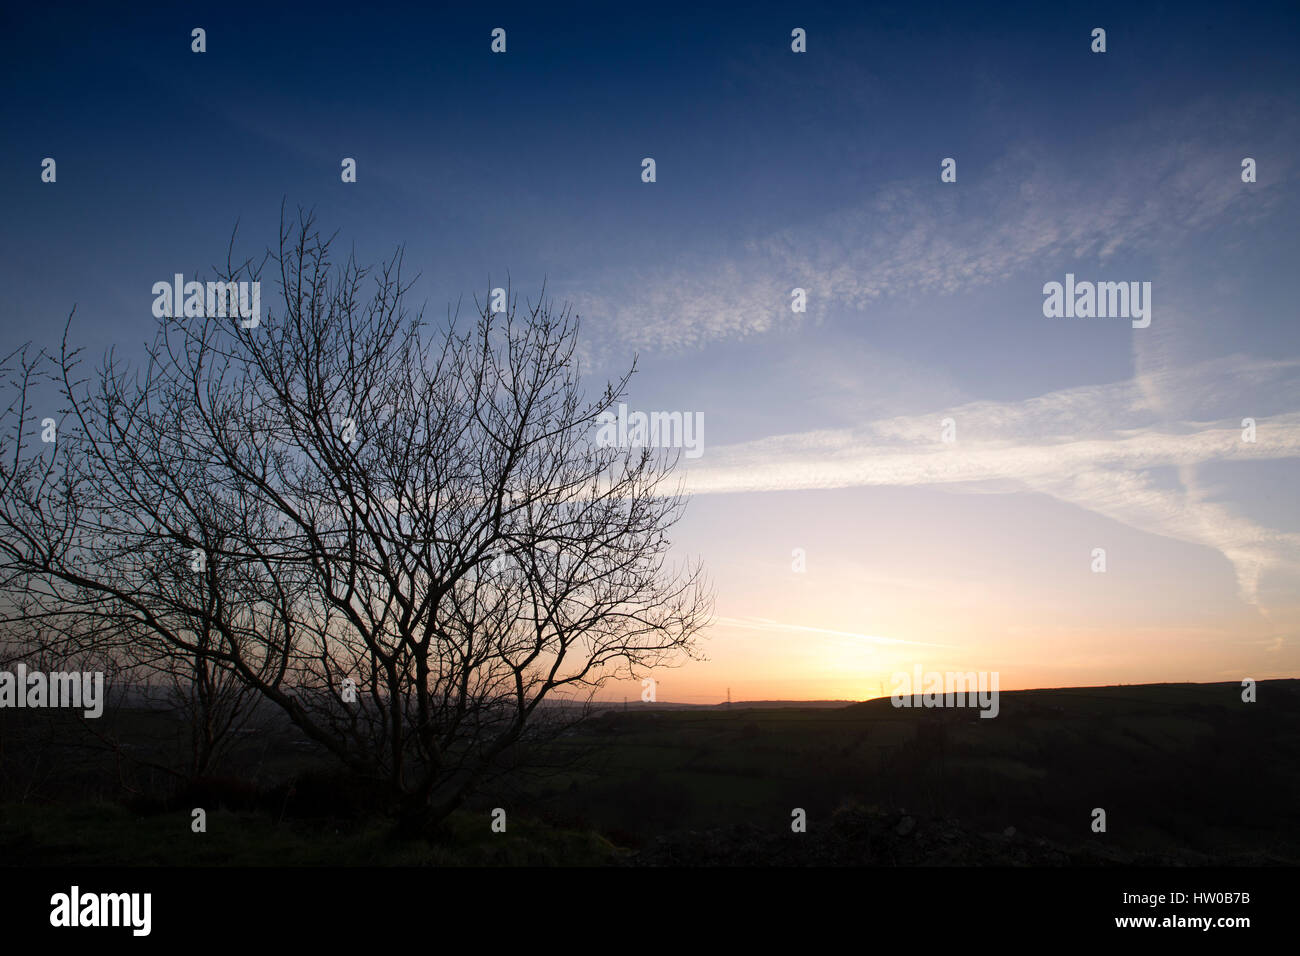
[2,1,1298,702]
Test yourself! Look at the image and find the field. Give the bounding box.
[3,680,1297,866]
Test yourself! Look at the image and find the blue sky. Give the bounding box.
[3,1,1298,700]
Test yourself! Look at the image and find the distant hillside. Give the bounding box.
[846,679,1295,712]
[5,677,1296,865]
[528,678,1300,864]
[593,699,855,712]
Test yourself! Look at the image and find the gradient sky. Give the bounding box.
[3,2,1299,702]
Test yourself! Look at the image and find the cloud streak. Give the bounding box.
[685,356,1300,606]
[570,99,1295,357]
[714,616,954,648]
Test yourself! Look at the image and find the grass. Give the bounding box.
[0,801,623,866]
[3,679,1298,864]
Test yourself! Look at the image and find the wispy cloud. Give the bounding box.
[686,356,1300,606]
[714,616,953,648]
[570,99,1295,357]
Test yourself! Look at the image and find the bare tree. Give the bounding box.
[0,210,712,829]
[0,345,268,783]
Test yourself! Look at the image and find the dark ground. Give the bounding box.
[2,680,1297,865]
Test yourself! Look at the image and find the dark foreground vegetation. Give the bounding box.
[3,680,1297,866]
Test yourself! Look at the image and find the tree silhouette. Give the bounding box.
[0,209,711,829]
